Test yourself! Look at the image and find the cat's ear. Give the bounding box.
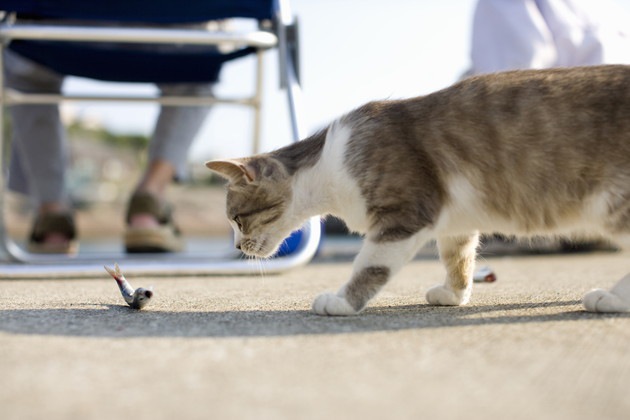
[205,159,256,183]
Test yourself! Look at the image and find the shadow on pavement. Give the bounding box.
[2,300,627,338]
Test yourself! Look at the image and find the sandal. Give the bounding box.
[28,211,78,254]
[124,191,184,253]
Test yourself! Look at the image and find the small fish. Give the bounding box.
[104,263,153,310]
[473,266,497,283]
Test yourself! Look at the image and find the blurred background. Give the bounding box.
[62,0,478,160]
[6,0,630,250]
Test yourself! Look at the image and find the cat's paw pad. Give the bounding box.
[583,289,630,313]
[312,293,357,316]
[426,285,469,306]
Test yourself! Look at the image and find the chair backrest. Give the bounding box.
[0,0,277,23]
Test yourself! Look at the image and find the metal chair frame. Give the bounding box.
[0,0,321,278]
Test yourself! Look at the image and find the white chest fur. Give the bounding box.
[291,121,371,234]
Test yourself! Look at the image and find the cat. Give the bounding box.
[207,65,630,316]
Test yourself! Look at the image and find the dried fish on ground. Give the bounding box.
[104,263,153,309]
[473,266,497,283]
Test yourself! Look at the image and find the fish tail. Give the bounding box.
[104,264,122,278]
[104,263,135,304]
[104,264,125,288]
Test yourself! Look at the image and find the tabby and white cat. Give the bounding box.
[207,65,630,316]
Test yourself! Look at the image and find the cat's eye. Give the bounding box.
[233,216,243,230]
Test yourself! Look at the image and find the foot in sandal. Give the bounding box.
[28,210,78,255]
[124,191,183,253]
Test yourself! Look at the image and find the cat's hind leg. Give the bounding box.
[312,233,426,316]
[583,273,630,313]
[426,232,479,306]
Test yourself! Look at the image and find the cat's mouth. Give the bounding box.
[240,237,276,258]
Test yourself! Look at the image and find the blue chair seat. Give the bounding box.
[1,0,274,22]
[2,0,275,83]
[9,41,255,83]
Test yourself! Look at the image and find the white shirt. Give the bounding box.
[470,0,630,74]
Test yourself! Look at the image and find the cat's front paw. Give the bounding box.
[426,284,470,306]
[312,292,358,316]
[583,289,630,313]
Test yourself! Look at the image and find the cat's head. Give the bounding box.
[206,156,297,258]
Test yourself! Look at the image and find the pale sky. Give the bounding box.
[61,0,630,162]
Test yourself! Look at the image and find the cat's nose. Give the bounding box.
[235,242,242,250]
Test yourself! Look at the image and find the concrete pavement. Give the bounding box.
[1,248,630,420]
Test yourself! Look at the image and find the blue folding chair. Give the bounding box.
[0,0,321,277]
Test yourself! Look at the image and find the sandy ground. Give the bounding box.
[1,248,629,420]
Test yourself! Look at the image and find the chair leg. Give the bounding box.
[252,49,265,154]
[0,43,14,262]
[277,13,322,263]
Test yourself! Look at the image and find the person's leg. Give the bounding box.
[149,84,213,176]
[125,83,213,252]
[5,50,69,206]
[4,50,76,253]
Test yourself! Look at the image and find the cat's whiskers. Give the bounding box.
[256,257,267,278]
[245,252,267,278]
